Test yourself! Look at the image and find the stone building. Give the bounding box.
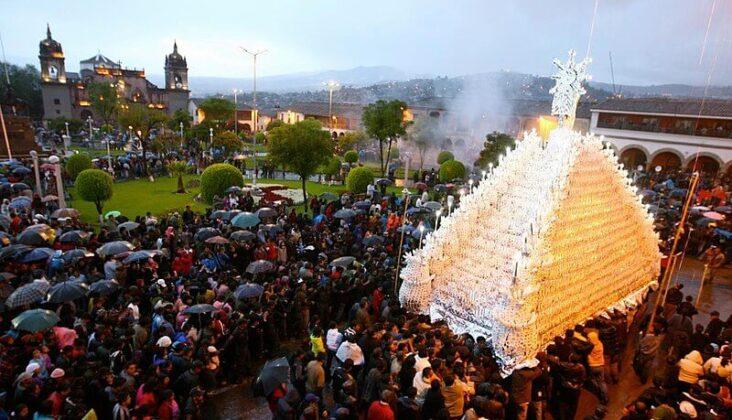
[38,25,189,121]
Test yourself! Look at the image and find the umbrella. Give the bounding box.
[46,281,88,303]
[639,189,657,197]
[691,205,711,212]
[210,210,231,220]
[230,230,257,242]
[0,244,33,262]
[51,208,80,219]
[117,221,140,231]
[319,192,339,202]
[88,280,120,296]
[330,256,356,268]
[59,230,89,244]
[261,224,284,235]
[40,163,56,171]
[96,241,134,258]
[407,207,431,215]
[363,235,384,246]
[396,225,415,234]
[225,186,242,194]
[183,304,217,314]
[0,282,13,300]
[41,195,58,203]
[352,201,371,210]
[11,182,30,191]
[246,259,275,274]
[12,309,59,332]
[17,230,49,246]
[5,283,45,308]
[702,211,725,221]
[9,196,31,210]
[334,209,356,219]
[375,178,393,186]
[412,228,433,239]
[421,201,442,211]
[414,182,428,190]
[12,166,32,176]
[205,236,229,245]
[25,224,52,232]
[231,212,260,228]
[0,214,10,229]
[669,188,687,198]
[62,249,94,263]
[0,231,12,246]
[258,357,290,396]
[0,272,17,281]
[123,250,156,264]
[695,217,716,227]
[433,184,447,192]
[104,210,121,219]
[235,283,264,299]
[714,206,732,215]
[194,227,221,242]
[18,247,55,263]
[256,207,277,219]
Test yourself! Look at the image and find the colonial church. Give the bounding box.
[38,25,189,121]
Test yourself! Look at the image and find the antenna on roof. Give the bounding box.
[608,51,617,96]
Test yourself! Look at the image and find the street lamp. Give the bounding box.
[29,151,42,196]
[49,155,66,208]
[418,224,426,248]
[179,121,184,144]
[324,80,340,130]
[233,88,240,135]
[240,46,267,187]
[86,116,93,145]
[435,209,442,230]
[468,178,474,193]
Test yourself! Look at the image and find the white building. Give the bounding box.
[590,98,732,175]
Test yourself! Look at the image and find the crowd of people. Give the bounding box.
[0,152,730,420]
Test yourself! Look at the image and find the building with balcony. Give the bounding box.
[590,97,732,175]
[39,25,189,121]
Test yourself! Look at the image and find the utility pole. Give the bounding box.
[233,88,239,135]
[240,47,267,186]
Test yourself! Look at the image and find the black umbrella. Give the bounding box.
[235,283,264,299]
[88,280,120,296]
[0,244,33,262]
[258,357,290,396]
[46,281,88,303]
[334,209,356,219]
[256,207,277,219]
[375,178,393,186]
[183,304,217,314]
[123,250,156,264]
[12,309,59,332]
[353,200,371,210]
[59,230,90,244]
[194,227,221,242]
[11,182,30,191]
[96,241,135,257]
[209,210,231,220]
[230,230,257,242]
[17,230,49,246]
[246,259,275,274]
[330,256,356,268]
[362,235,384,246]
[0,214,10,230]
[61,249,95,263]
[261,224,284,235]
[5,283,45,308]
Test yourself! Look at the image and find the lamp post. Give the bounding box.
[435,209,442,230]
[30,150,42,196]
[63,121,70,156]
[179,121,184,147]
[324,80,340,130]
[86,116,93,146]
[393,187,411,295]
[233,88,239,135]
[468,178,474,193]
[240,46,267,187]
[105,138,113,176]
[418,224,425,248]
[49,155,66,208]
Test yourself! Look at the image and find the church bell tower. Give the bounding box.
[165,41,188,91]
[38,24,66,84]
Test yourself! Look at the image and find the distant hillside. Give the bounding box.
[589,81,732,99]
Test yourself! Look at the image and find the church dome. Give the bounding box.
[165,41,187,67]
[39,24,63,56]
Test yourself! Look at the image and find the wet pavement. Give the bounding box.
[210,257,732,419]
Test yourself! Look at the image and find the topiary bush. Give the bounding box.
[66,153,93,180]
[346,166,375,194]
[323,157,342,178]
[75,169,113,218]
[439,159,466,181]
[343,150,359,164]
[200,163,244,203]
[437,151,455,165]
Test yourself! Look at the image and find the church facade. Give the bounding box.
[38,25,189,121]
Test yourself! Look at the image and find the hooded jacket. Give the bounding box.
[677,350,704,384]
[587,331,605,367]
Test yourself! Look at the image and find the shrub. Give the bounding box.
[65,153,93,180]
[75,169,113,216]
[343,150,359,164]
[346,166,374,194]
[439,159,466,181]
[323,157,342,177]
[437,151,455,165]
[200,163,244,203]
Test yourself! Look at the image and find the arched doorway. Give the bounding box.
[619,147,647,170]
[650,151,682,171]
[687,155,720,175]
[240,123,251,133]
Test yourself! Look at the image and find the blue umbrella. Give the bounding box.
[695,217,715,227]
[334,209,356,219]
[231,212,260,228]
[312,214,325,225]
[194,227,221,242]
[123,250,155,264]
[12,309,59,332]
[713,228,732,241]
[11,183,30,192]
[12,167,32,176]
[18,247,55,263]
[669,188,687,198]
[62,249,94,263]
[352,200,371,210]
[235,283,264,299]
[9,196,31,210]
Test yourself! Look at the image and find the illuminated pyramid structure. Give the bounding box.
[399,51,660,375]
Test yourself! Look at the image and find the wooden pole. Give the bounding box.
[394,189,411,296]
[0,110,11,159]
[647,172,700,333]
[695,268,706,307]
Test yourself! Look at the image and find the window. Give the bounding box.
[54,98,60,105]
[55,110,60,114]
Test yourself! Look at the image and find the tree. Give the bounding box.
[75,169,113,221]
[0,62,42,119]
[47,116,83,135]
[212,131,244,160]
[65,153,92,180]
[87,82,119,124]
[118,104,168,178]
[266,119,285,131]
[167,160,190,193]
[200,163,244,203]
[336,131,368,154]
[150,130,179,155]
[362,100,408,175]
[343,150,359,164]
[407,117,439,175]
[323,156,341,180]
[474,132,516,169]
[267,119,333,203]
[198,98,235,125]
[167,108,191,131]
[437,151,454,165]
[346,167,375,194]
[439,159,466,182]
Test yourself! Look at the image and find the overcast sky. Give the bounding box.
[1,0,730,86]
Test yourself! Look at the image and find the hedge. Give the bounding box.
[346,167,375,194]
[200,163,244,203]
[439,159,466,181]
[66,153,93,180]
[343,150,359,164]
[437,151,455,165]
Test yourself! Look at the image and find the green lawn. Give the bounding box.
[69,146,128,158]
[68,174,411,224]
